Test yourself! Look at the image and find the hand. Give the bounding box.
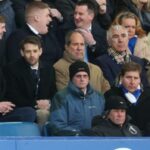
[0,102,15,115]
[50,8,63,21]
[76,28,96,46]
[35,99,51,110]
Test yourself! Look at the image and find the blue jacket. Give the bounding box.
[49,82,105,135]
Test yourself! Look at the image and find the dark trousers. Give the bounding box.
[0,107,36,122]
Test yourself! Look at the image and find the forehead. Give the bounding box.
[74,71,88,76]
[112,27,127,36]
[70,33,84,43]
[123,71,140,77]
[0,23,5,27]
[122,18,136,24]
[23,43,39,50]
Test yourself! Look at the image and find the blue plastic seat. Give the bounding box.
[0,122,41,136]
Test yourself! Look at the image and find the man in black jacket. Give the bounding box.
[3,36,56,125]
[88,96,141,136]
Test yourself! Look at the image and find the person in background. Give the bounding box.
[105,62,150,135]
[89,96,141,136]
[54,30,110,93]
[113,11,150,61]
[3,36,56,125]
[48,61,105,136]
[96,24,149,88]
[116,0,150,32]
[6,1,62,65]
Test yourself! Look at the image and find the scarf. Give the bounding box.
[108,47,130,64]
[120,84,142,105]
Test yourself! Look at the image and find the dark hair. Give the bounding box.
[19,36,42,51]
[76,0,99,16]
[120,62,142,76]
[0,15,5,23]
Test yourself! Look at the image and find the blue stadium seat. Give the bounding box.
[0,122,41,136]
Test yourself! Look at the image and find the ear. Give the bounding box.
[20,49,24,57]
[39,48,43,56]
[34,15,40,22]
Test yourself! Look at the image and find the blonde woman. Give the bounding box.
[116,0,150,32]
[113,11,150,61]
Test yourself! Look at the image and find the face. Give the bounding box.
[74,5,94,29]
[36,8,52,34]
[72,71,89,92]
[121,71,141,93]
[21,43,42,66]
[96,0,107,14]
[65,32,85,60]
[108,109,126,127]
[0,23,6,39]
[110,28,129,52]
[121,18,136,39]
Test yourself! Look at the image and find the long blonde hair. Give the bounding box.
[113,11,146,38]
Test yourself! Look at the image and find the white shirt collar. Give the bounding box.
[27,24,39,35]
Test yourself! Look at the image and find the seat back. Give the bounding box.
[0,122,41,136]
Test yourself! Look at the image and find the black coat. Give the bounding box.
[3,58,56,107]
[90,117,141,136]
[95,54,149,88]
[104,86,150,133]
[6,24,63,65]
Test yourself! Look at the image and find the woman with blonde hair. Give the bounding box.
[116,0,150,32]
[113,11,150,61]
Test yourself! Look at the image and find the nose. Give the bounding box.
[74,13,79,20]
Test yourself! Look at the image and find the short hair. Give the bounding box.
[20,36,42,51]
[76,0,98,16]
[65,30,85,45]
[0,15,5,23]
[25,1,49,20]
[113,11,146,38]
[107,25,128,45]
[120,62,142,76]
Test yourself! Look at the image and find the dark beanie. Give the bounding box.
[69,61,90,80]
[105,96,128,110]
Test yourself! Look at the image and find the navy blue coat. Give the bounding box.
[95,54,149,88]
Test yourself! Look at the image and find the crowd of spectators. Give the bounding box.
[0,0,150,136]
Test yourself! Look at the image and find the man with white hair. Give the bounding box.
[95,24,149,88]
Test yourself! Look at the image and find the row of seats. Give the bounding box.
[0,122,45,136]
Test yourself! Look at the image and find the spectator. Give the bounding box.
[48,61,105,136]
[6,1,62,65]
[89,96,141,136]
[54,30,110,93]
[96,24,149,87]
[0,0,16,39]
[105,62,150,135]
[116,0,150,32]
[60,0,108,63]
[0,16,36,122]
[3,36,56,125]
[113,11,150,61]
